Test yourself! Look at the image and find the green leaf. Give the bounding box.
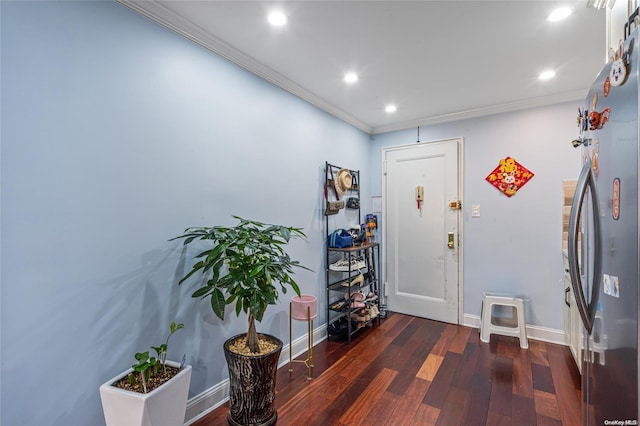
[210,289,226,320]
[178,261,205,285]
[279,226,291,242]
[135,351,149,362]
[192,286,213,298]
[249,264,264,277]
[289,279,301,297]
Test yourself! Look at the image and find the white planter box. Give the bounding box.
[99,361,192,426]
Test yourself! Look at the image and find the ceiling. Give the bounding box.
[118,1,607,134]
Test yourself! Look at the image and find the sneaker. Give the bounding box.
[329,258,350,271]
[329,257,366,271]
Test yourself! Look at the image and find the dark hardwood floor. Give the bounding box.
[193,312,582,426]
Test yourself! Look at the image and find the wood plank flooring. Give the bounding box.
[192,313,582,426]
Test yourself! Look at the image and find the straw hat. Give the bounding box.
[335,168,353,195]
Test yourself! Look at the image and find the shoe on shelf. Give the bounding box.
[362,308,371,321]
[369,304,379,318]
[340,273,364,287]
[329,257,366,272]
[343,292,366,308]
[329,300,347,311]
[350,309,366,322]
[351,274,364,287]
[353,291,366,302]
[328,317,348,336]
[335,279,349,287]
[329,258,350,271]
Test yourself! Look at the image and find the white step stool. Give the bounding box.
[480,294,528,349]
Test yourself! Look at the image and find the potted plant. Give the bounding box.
[99,322,191,426]
[172,216,309,426]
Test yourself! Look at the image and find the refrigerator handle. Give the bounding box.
[624,7,639,39]
[568,160,602,335]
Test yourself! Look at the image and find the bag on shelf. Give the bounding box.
[351,229,366,245]
[328,229,353,248]
[325,200,344,216]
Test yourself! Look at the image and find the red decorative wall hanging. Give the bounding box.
[485,157,534,197]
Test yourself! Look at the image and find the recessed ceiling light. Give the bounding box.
[268,11,287,26]
[385,104,397,113]
[539,70,556,80]
[344,73,358,83]
[547,7,572,22]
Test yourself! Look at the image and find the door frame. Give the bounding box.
[381,137,464,324]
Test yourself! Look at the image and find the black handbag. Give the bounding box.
[351,229,366,245]
[346,197,360,209]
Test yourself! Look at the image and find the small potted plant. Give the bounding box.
[172,216,309,426]
[99,322,191,426]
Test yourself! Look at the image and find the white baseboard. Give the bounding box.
[462,313,483,329]
[463,314,568,346]
[184,379,229,425]
[184,324,328,425]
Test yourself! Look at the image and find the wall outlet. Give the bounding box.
[472,205,480,217]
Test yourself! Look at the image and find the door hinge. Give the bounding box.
[448,200,462,210]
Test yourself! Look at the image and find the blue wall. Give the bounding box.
[1,2,369,425]
[369,102,582,329]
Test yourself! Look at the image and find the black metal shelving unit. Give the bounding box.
[324,161,381,342]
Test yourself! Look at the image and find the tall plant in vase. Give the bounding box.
[171,216,309,425]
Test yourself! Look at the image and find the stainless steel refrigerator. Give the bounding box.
[568,20,639,426]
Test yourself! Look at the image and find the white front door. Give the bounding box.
[383,139,461,324]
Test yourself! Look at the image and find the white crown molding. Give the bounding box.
[116,2,588,136]
[116,0,373,134]
[372,89,588,135]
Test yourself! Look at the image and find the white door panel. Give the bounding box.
[383,139,460,324]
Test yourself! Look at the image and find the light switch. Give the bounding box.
[472,205,480,217]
